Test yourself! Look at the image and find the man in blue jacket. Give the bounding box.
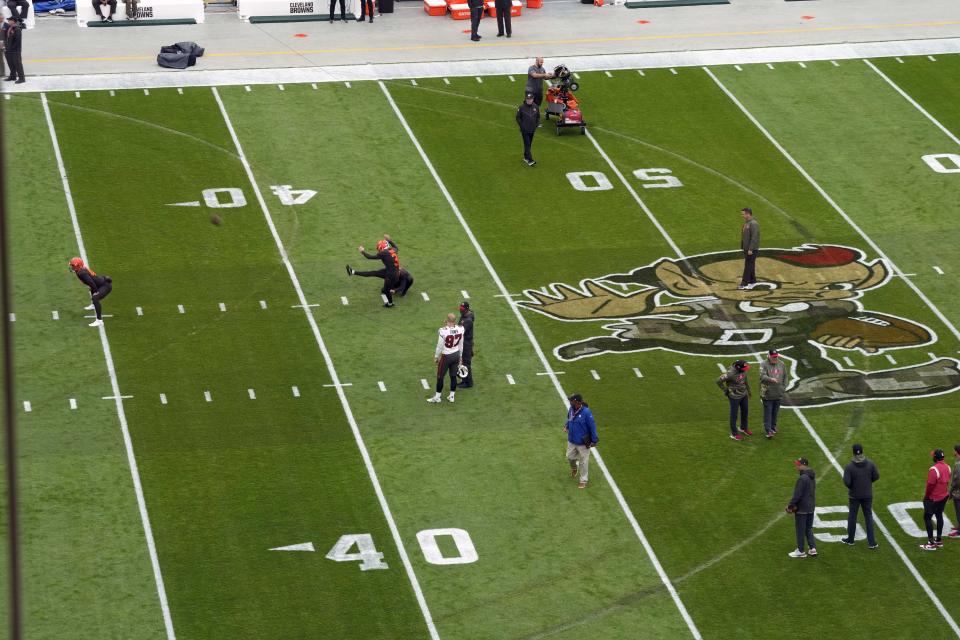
[564,393,598,489]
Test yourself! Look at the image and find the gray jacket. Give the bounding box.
[759,358,786,400]
[842,455,879,499]
[741,218,760,252]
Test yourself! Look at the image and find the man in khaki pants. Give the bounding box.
[564,393,598,489]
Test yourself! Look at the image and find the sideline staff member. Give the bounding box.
[467,0,483,41]
[3,16,25,84]
[525,56,553,115]
[564,393,598,489]
[516,92,539,166]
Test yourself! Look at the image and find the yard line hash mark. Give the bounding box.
[109,90,115,96]
[341,296,349,306]
[933,266,944,275]
[7,314,13,322]
[717,363,726,372]
[382,80,700,640]
[421,292,430,301]
[798,62,806,68]
[42,92,176,640]
[177,88,183,94]
[278,84,285,91]
[443,78,450,84]
[637,69,645,76]
[766,63,775,69]
[291,386,300,397]
[204,391,212,402]
[670,68,677,75]
[508,75,515,82]
[633,367,643,378]
[831,60,839,66]
[159,394,167,405]
[461,290,470,299]
[247,389,256,400]
[52,310,59,320]
[674,365,685,376]
[143,89,150,95]
[378,381,386,392]
[22,401,31,413]
[344,81,350,88]
[311,83,317,89]
[420,378,429,389]
[260,300,268,309]
[69,398,77,410]
[928,55,937,61]
[475,76,483,83]
[604,71,612,77]
[885,354,897,365]
[136,306,143,316]
[214,86,439,640]
[218,303,227,312]
[177,304,185,314]
[590,369,600,380]
[506,374,516,385]
[843,356,855,367]
[734,65,742,71]
[244,85,251,92]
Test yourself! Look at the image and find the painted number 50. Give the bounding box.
[922,153,960,174]
[566,168,683,192]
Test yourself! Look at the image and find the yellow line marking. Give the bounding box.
[24,20,960,64]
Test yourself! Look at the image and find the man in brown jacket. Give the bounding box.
[760,349,786,438]
[717,359,752,441]
[739,207,760,290]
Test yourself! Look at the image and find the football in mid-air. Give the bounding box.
[211,214,222,226]
[811,312,930,349]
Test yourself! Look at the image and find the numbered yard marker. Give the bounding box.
[887,501,955,538]
[270,184,317,206]
[202,187,247,208]
[566,171,614,192]
[812,505,866,543]
[922,153,960,174]
[633,168,683,189]
[325,534,389,571]
[416,528,478,565]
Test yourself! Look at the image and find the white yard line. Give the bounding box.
[41,93,176,640]
[705,67,960,344]
[864,59,960,147]
[212,86,439,640]
[380,80,702,640]
[704,69,960,637]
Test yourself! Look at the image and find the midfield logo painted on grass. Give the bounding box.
[518,244,960,407]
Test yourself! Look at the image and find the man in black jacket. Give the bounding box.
[840,443,879,549]
[787,457,817,558]
[458,301,475,388]
[3,17,25,84]
[516,92,539,166]
[494,0,510,37]
[346,234,402,308]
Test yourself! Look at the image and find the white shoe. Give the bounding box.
[787,549,806,558]
[447,392,455,403]
[84,304,95,310]
[426,394,441,403]
[88,319,104,327]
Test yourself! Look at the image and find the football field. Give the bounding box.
[4,53,960,639]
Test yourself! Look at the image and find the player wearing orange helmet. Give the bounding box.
[69,257,112,327]
[346,234,407,308]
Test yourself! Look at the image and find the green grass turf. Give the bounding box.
[3,54,960,638]
[385,67,960,638]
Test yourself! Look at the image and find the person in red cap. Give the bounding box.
[920,449,951,550]
[717,359,752,440]
[786,457,817,558]
[68,257,112,327]
[760,349,787,438]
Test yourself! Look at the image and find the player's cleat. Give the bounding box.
[447,392,455,403]
[526,159,537,166]
[919,543,938,551]
[84,304,95,310]
[948,529,960,538]
[346,265,354,276]
[577,481,586,489]
[840,538,854,546]
[787,549,806,558]
[88,319,103,327]
[868,543,879,549]
[765,432,773,439]
[739,428,754,436]
[933,539,943,548]
[807,548,818,557]
[427,394,441,403]
[729,434,742,441]
[772,428,778,434]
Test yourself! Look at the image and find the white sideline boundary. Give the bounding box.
[41,93,177,640]
[210,87,440,640]
[704,69,960,637]
[4,37,960,93]
[379,80,703,640]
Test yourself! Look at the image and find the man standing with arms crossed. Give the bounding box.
[564,393,598,489]
[840,443,880,549]
[739,207,759,290]
[427,313,465,404]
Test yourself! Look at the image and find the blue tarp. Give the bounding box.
[35,0,76,12]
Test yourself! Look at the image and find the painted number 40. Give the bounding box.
[324,528,478,571]
[566,168,683,192]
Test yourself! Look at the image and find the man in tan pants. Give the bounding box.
[564,393,598,489]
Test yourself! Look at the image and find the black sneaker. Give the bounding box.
[527,159,536,166]
[3,77,15,82]
[840,538,854,546]
[106,15,113,21]
[868,543,879,550]
[346,265,354,276]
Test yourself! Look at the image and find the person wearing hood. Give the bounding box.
[717,359,752,441]
[786,457,817,558]
[920,448,951,551]
[759,349,786,438]
[841,443,879,549]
